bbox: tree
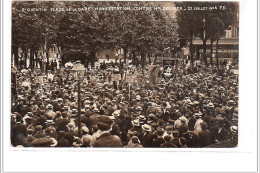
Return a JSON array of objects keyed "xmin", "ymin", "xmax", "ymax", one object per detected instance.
[
  {"xmin": 175, "ymin": 2, "xmax": 202, "ymax": 67},
  {"xmin": 175, "ymin": 2, "xmax": 238, "ymax": 67}
]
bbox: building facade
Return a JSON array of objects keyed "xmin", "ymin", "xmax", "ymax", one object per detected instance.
[{"xmin": 186, "ymin": 12, "xmax": 239, "ymax": 63}]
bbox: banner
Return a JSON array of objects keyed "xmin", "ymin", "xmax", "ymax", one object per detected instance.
[
  {"xmin": 126, "ymin": 75, "xmax": 133, "ymax": 83},
  {"xmin": 35, "ymin": 76, "xmax": 44, "ymax": 84},
  {"xmin": 162, "ymin": 59, "xmax": 174, "ymax": 81},
  {"xmin": 148, "ymin": 65, "xmax": 159, "ymax": 86},
  {"xmin": 111, "ymin": 74, "xmax": 121, "ymax": 81}
]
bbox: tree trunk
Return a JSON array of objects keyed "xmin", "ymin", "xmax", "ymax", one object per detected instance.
[
  {"xmin": 46, "ymin": 46, "xmax": 50, "ymax": 73},
  {"xmin": 30, "ymin": 48, "xmax": 34, "ymax": 69},
  {"xmin": 35, "ymin": 50, "xmax": 38, "ymax": 68},
  {"xmin": 22, "ymin": 47, "xmax": 28, "ymax": 68},
  {"xmin": 216, "ymin": 39, "xmax": 219, "ymax": 67},
  {"xmin": 203, "ymin": 38, "xmax": 207, "ymax": 65},
  {"xmin": 90, "ymin": 50, "xmax": 96, "ymax": 67},
  {"xmin": 154, "ymin": 55, "xmax": 158, "ymax": 64},
  {"xmin": 12, "ymin": 46, "xmax": 19, "ymax": 67},
  {"xmin": 210, "ymin": 39, "xmax": 213, "ymax": 65},
  {"xmin": 123, "ymin": 47, "xmax": 127, "ymax": 64},
  {"xmin": 132, "ymin": 51, "xmax": 137, "ymax": 66},
  {"xmin": 148, "ymin": 53, "xmax": 151, "ymax": 64},
  {"xmin": 189, "ymin": 37, "xmax": 194, "ymax": 68},
  {"xmin": 140, "ymin": 52, "xmax": 145, "ymax": 74}
]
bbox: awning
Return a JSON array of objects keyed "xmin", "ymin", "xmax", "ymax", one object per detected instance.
[{"xmin": 193, "ymin": 38, "xmax": 239, "ymax": 45}]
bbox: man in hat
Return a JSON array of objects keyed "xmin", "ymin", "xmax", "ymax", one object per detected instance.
[
  {"xmin": 44, "ymin": 120, "xmax": 57, "ymax": 140},
  {"xmin": 11, "ymin": 115, "xmax": 27, "ymax": 146},
  {"xmin": 33, "ymin": 125, "xmax": 45, "ymax": 139},
  {"xmin": 128, "ymin": 119, "xmax": 142, "ymax": 140},
  {"xmin": 160, "ymin": 135, "xmax": 177, "ymax": 148},
  {"xmin": 178, "ymin": 116, "xmax": 188, "ymax": 137},
  {"xmin": 126, "ymin": 136, "xmax": 143, "ymax": 148},
  {"xmin": 46, "ymin": 104, "xmax": 56, "ymax": 119},
  {"xmin": 93, "ymin": 115, "xmax": 123, "ymax": 147},
  {"xmin": 198, "ymin": 122, "xmax": 211, "ymax": 147},
  {"xmin": 22, "ymin": 128, "xmax": 36, "ymax": 147},
  {"xmin": 64, "ymin": 123, "xmax": 78, "ymax": 145},
  {"xmin": 182, "ymin": 130, "xmax": 198, "ymax": 148},
  {"xmin": 141, "ymin": 124, "xmax": 153, "ymax": 147},
  {"xmin": 44, "ymin": 128, "xmax": 58, "ymax": 147},
  {"xmin": 53, "ymin": 98, "xmax": 63, "ymax": 112},
  {"xmin": 57, "ymin": 130, "xmax": 71, "ymax": 147},
  {"xmin": 194, "ymin": 112, "xmax": 204, "ymax": 134},
  {"xmin": 81, "ymin": 126, "xmax": 94, "ymax": 147},
  {"xmin": 152, "ymin": 128, "xmax": 165, "ymax": 147}
]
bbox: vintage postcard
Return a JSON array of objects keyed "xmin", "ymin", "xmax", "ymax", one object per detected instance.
[{"xmin": 11, "ymin": 1, "xmax": 239, "ymax": 148}]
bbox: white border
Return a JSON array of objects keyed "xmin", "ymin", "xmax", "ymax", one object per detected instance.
[{"xmin": 1, "ymin": 0, "xmax": 258, "ymax": 172}]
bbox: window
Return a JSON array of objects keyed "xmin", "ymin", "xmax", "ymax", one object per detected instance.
[{"xmin": 225, "ymin": 27, "xmax": 232, "ymax": 38}]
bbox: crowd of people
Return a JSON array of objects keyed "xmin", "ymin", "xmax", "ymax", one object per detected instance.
[{"xmin": 10, "ymin": 58, "xmax": 238, "ymax": 148}]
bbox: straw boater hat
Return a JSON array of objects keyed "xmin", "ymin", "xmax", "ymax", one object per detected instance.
[
  {"xmin": 45, "ymin": 119, "xmax": 55, "ymax": 125},
  {"xmin": 142, "ymin": 124, "xmax": 152, "ymax": 132},
  {"xmin": 71, "ymin": 109, "xmax": 77, "ymax": 117},
  {"xmin": 136, "ymin": 106, "xmax": 142, "ymax": 111},
  {"xmin": 46, "ymin": 104, "xmax": 53, "ymax": 109},
  {"xmin": 194, "ymin": 111, "xmax": 202, "ymax": 118},
  {"xmin": 132, "ymin": 119, "xmax": 140, "ymax": 127},
  {"xmin": 230, "ymin": 126, "xmax": 238, "ymax": 133},
  {"xmin": 139, "ymin": 115, "xmax": 146, "ymax": 121},
  {"xmin": 208, "ymin": 102, "xmax": 214, "ymax": 108}
]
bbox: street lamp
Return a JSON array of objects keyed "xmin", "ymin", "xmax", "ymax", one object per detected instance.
[
  {"xmin": 181, "ymin": 47, "xmax": 186, "ymax": 68},
  {"xmin": 71, "ymin": 60, "xmax": 86, "ymax": 138},
  {"xmin": 203, "ymin": 17, "xmax": 206, "ymax": 40}
]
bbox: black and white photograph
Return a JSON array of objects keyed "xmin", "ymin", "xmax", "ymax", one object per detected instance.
[{"xmin": 10, "ymin": 1, "xmax": 240, "ymax": 148}]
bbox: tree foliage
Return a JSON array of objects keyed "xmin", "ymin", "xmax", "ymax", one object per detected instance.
[
  {"xmin": 12, "ymin": 1, "xmax": 179, "ymax": 67},
  {"xmin": 175, "ymin": 2, "xmax": 239, "ymax": 66}
]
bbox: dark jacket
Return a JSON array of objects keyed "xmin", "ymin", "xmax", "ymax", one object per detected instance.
[
  {"xmin": 93, "ymin": 132, "xmax": 123, "ymax": 147},
  {"xmin": 142, "ymin": 132, "xmax": 153, "ymax": 147},
  {"xmin": 160, "ymin": 142, "xmax": 177, "ymax": 148},
  {"xmin": 11, "ymin": 123, "xmax": 27, "ymax": 146},
  {"xmin": 182, "ymin": 131, "xmax": 198, "ymax": 148},
  {"xmin": 33, "ymin": 131, "xmax": 46, "ymax": 139},
  {"xmin": 57, "ymin": 137, "xmax": 71, "ymax": 147},
  {"xmin": 152, "ymin": 137, "xmax": 165, "ymax": 147},
  {"xmin": 22, "ymin": 135, "xmax": 36, "ymax": 147},
  {"xmin": 179, "ymin": 124, "xmax": 188, "ymax": 137},
  {"xmin": 198, "ymin": 130, "xmax": 211, "ymax": 147}
]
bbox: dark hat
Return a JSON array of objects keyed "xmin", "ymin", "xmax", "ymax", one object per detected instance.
[
  {"xmin": 97, "ymin": 115, "xmax": 113, "ymax": 126},
  {"xmin": 132, "ymin": 136, "xmax": 139, "ymax": 143},
  {"xmin": 164, "ymin": 135, "xmax": 172, "ymax": 142},
  {"xmin": 150, "ymin": 122, "xmax": 159, "ymax": 128},
  {"xmin": 35, "ymin": 125, "xmax": 43, "ymax": 131},
  {"xmin": 58, "ymin": 130, "xmax": 66, "ymax": 137},
  {"xmin": 172, "ymin": 131, "xmax": 179, "ymax": 137},
  {"xmin": 97, "ymin": 122, "xmax": 111, "ymax": 131},
  {"xmin": 27, "ymin": 128, "xmax": 34, "ymax": 134},
  {"xmin": 157, "ymin": 128, "xmax": 164, "ymax": 136},
  {"xmin": 45, "ymin": 127, "xmax": 53, "ymax": 136},
  {"xmin": 180, "ymin": 137, "xmax": 187, "ymax": 145}
]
